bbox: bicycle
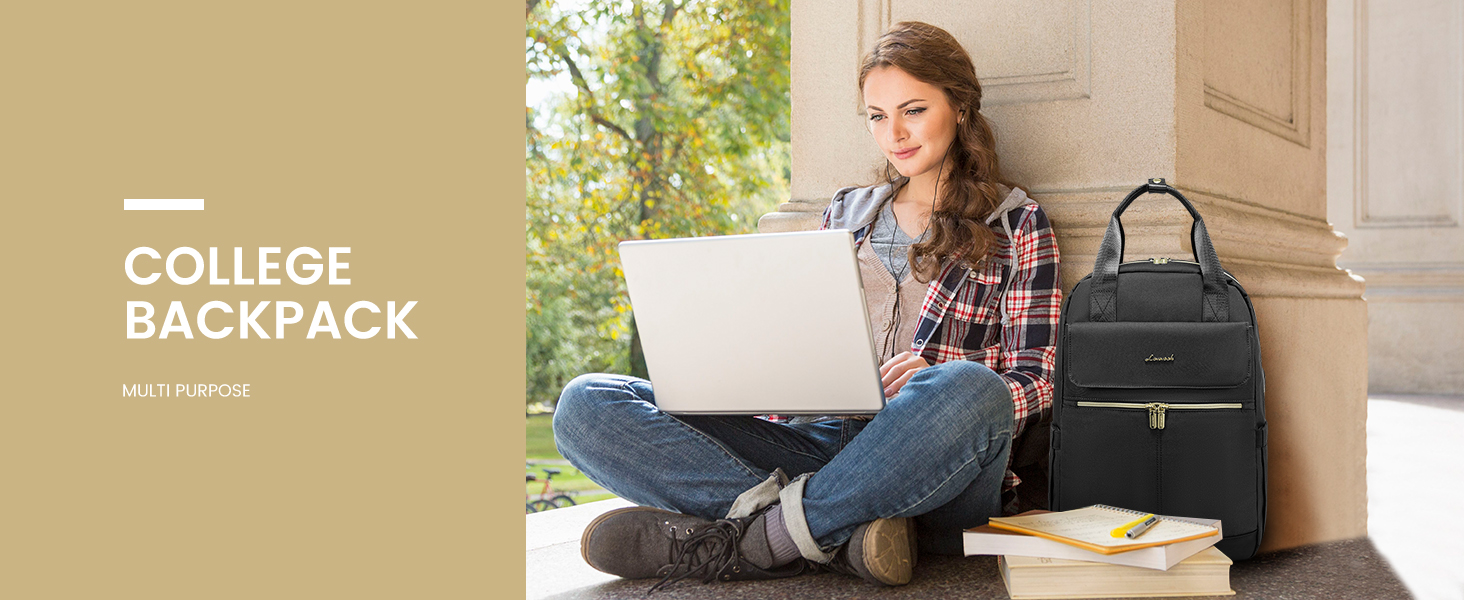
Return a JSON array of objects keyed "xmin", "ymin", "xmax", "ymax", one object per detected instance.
[{"xmin": 525, "ymin": 466, "xmax": 576, "ymax": 513}]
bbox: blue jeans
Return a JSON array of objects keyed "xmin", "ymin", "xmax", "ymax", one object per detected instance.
[{"xmin": 552, "ymin": 360, "xmax": 1014, "ymax": 558}]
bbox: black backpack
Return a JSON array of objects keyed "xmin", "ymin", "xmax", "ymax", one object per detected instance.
[{"xmin": 1048, "ymin": 179, "xmax": 1267, "ymax": 561}]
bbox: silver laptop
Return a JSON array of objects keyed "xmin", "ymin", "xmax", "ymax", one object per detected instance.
[{"xmin": 618, "ymin": 230, "xmax": 887, "ymax": 415}]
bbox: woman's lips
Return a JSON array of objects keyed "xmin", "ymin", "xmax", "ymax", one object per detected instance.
[{"xmin": 893, "ymin": 146, "xmax": 920, "ymax": 160}]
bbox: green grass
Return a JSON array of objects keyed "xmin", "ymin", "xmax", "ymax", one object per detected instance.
[
  {"xmin": 525, "ymin": 414, "xmax": 617, "ymax": 507},
  {"xmin": 526, "ymin": 414, "xmax": 561, "ymax": 460}
]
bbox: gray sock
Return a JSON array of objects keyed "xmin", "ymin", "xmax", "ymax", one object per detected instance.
[{"xmin": 763, "ymin": 504, "xmax": 802, "ymax": 566}]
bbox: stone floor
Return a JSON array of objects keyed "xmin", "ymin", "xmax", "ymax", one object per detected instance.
[
  {"xmin": 1365, "ymin": 395, "xmax": 1464, "ymax": 600},
  {"xmin": 526, "ymin": 396, "xmax": 1464, "ymax": 599}
]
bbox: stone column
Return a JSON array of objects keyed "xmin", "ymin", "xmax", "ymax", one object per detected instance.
[
  {"xmin": 764, "ymin": 0, "xmax": 1367, "ymax": 552},
  {"xmin": 1327, "ymin": 0, "xmax": 1464, "ymax": 396}
]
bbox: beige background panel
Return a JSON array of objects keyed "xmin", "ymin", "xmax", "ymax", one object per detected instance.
[{"xmin": 1, "ymin": 1, "xmax": 519, "ymax": 598}]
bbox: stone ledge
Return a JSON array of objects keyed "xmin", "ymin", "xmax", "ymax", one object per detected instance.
[
  {"xmin": 527, "ymin": 498, "xmax": 635, "ymax": 598},
  {"xmin": 527, "ymin": 499, "xmax": 1409, "ymax": 599}
]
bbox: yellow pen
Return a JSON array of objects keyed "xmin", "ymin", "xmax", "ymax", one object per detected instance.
[{"xmin": 1110, "ymin": 514, "xmax": 1158, "ymax": 539}]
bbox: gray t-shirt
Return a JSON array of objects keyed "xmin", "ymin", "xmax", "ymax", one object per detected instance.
[{"xmin": 869, "ymin": 201, "xmax": 923, "ymax": 280}]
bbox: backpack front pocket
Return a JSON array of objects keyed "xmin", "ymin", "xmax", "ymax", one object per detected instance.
[
  {"xmin": 1064, "ymin": 321, "xmax": 1252, "ymax": 390},
  {"xmin": 1052, "ymin": 401, "xmax": 1162, "ymax": 515},
  {"xmin": 1064, "ymin": 400, "xmax": 1258, "ymax": 533}
]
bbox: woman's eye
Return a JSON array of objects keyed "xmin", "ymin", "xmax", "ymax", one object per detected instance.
[{"xmin": 869, "ymin": 109, "xmax": 921, "ymax": 121}]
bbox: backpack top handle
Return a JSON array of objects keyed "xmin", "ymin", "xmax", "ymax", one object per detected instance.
[{"xmin": 1088, "ymin": 178, "xmax": 1231, "ymax": 323}]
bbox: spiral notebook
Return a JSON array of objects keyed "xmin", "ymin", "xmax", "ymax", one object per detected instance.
[{"xmin": 987, "ymin": 505, "xmax": 1221, "ymax": 555}]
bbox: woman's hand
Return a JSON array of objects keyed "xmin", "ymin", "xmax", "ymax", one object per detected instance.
[{"xmin": 879, "ymin": 351, "xmax": 930, "ymax": 397}]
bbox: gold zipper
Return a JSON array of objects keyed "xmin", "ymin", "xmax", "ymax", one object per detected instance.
[{"xmin": 1074, "ymin": 401, "xmax": 1243, "ymax": 429}]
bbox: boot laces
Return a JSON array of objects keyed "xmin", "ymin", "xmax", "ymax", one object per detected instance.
[{"xmin": 648, "ymin": 518, "xmax": 745, "ymax": 593}]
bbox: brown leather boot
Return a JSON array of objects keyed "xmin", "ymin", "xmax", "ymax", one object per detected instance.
[{"xmin": 579, "ymin": 505, "xmax": 812, "ymax": 592}]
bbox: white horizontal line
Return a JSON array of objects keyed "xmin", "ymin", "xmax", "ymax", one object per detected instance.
[{"xmin": 124, "ymin": 199, "xmax": 205, "ymax": 211}]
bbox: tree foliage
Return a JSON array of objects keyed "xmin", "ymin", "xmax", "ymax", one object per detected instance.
[{"xmin": 526, "ymin": 0, "xmax": 791, "ymax": 405}]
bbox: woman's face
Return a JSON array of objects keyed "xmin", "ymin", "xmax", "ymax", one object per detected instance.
[{"xmin": 862, "ymin": 66, "xmax": 961, "ymax": 180}]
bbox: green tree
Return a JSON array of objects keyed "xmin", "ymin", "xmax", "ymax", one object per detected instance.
[{"xmin": 525, "ymin": 0, "xmax": 791, "ymax": 406}]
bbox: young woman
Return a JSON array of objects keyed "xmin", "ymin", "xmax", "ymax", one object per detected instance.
[{"xmin": 552, "ymin": 21, "xmax": 1061, "ymax": 590}]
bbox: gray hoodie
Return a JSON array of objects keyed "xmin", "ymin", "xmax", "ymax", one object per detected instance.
[{"xmin": 823, "ymin": 178, "xmax": 1038, "ymax": 325}]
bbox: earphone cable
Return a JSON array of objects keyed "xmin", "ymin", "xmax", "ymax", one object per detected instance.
[{"xmin": 884, "ymin": 144, "xmax": 947, "ymax": 360}]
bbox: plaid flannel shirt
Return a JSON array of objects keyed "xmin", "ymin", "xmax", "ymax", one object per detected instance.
[{"xmin": 765, "ymin": 191, "xmax": 1062, "ymax": 514}]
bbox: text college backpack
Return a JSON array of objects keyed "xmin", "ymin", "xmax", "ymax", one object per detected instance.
[{"xmin": 1048, "ymin": 179, "xmax": 1267, "ymax": 560}]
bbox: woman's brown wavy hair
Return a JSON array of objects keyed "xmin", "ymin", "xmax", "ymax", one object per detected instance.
[{"xmin": 859, "ymin": 21, "xmax": 1024, "ymax": 282}]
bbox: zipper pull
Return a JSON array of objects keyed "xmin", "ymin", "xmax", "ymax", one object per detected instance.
[{"xmin": 1146, "ymin": 403, "xmax": 1169, "ymax": 429}]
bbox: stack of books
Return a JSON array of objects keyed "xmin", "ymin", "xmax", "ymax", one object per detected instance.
[{"xmin": 964, "ymin": 505, "xmax": 1233, "ymax": 599}]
